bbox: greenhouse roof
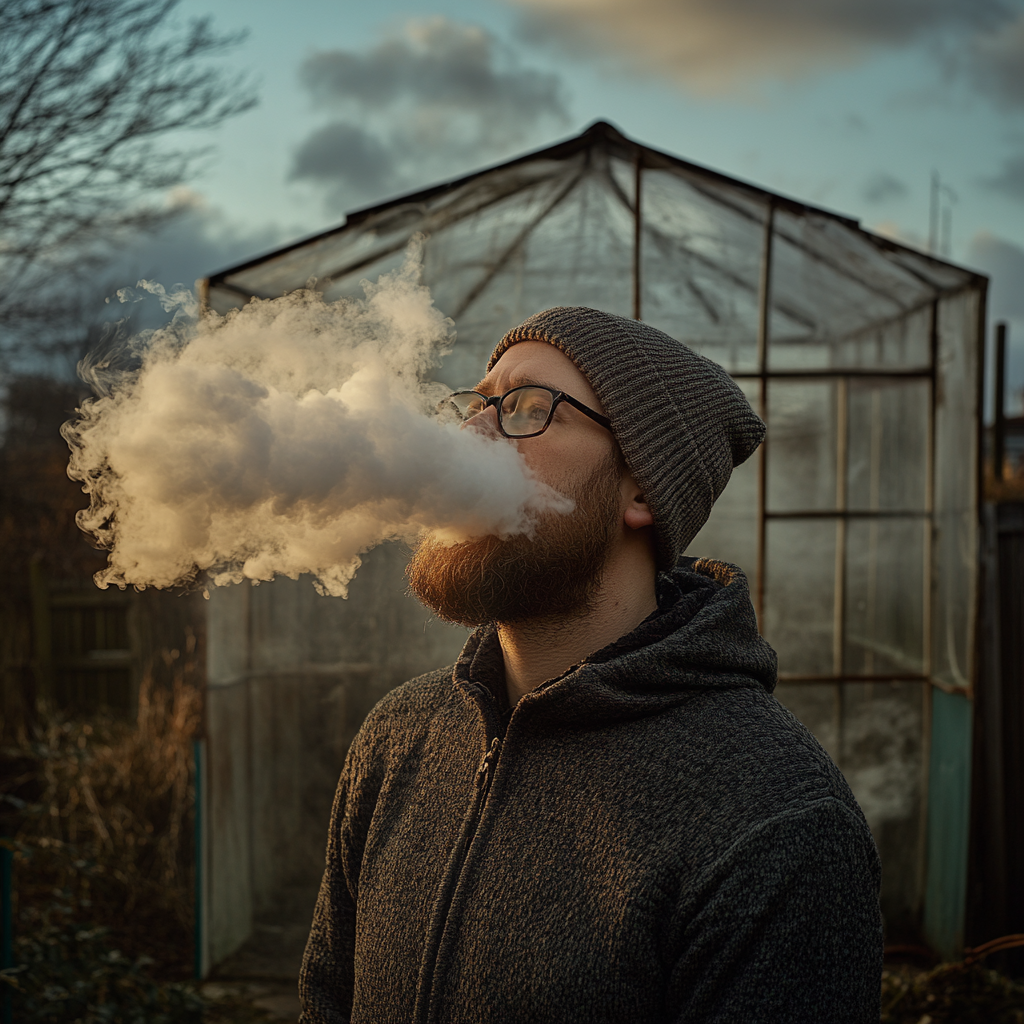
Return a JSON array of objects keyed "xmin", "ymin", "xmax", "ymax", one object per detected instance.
[{"xmin": 204, "ymin": 119, "xmax": 985, "ymax": 382}]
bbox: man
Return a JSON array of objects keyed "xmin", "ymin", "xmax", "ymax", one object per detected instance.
[{"xmin": 299, "ymin": 307, "xmax": 883, "ymax": 1023}]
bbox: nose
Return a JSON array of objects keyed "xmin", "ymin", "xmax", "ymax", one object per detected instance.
[{"xmin": 460, "ymin": 399, "xmax": 502, "ymax": 437}]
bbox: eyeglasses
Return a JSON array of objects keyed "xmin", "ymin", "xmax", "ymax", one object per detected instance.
[{"xmin": 443, "ymin": 385, "xmax": 612, "ymax": 439}]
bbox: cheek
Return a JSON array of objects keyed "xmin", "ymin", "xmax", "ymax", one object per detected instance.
[
  {"xmin": 515, "ymin": 441, "xmax": 557, "ymax": 486},
  {"xmin": 517, "ymin": 435, "xmax": 614, "ymax": 492}
]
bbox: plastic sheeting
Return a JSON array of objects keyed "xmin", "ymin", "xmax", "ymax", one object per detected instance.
[{"xmin": 202, "ymin": 120, "xmax": 986, "ymax": 945}]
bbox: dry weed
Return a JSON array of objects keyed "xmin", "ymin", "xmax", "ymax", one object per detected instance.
[
  {"xmin": 882, "ymin": 961, "xmax": 1024, "ymax": 1023},
  {"xmin": 4, "ymin": 667, "xmax": 201, "ymax": 977},
  {"xmin": 984, "ymin": 463, "xmax": 1024, "ymax": 503}
]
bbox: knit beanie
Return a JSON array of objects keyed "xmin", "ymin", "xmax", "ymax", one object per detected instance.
[{"xmin": 488, "ymin": 307, "xmax": 765, "ymax": 569}]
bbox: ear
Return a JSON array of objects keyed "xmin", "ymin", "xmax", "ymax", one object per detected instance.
[{"xmin": 621, "ymin": 473, "xmax": 654, "ymax": 531}]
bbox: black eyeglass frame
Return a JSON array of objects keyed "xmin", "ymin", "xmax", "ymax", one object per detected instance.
[{"xmin": 446, "ymin": 385, "xmax": 612, "ymax": 439}]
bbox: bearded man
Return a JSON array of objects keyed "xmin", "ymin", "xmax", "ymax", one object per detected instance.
[{"xmin": 299, "ymin": 307, "xmax": 883, "ymax": 1024}]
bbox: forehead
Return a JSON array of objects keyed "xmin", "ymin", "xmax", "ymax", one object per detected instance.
[{"xmin": 480, "ymin": 341, "xmax": 604, "ymax": 413}]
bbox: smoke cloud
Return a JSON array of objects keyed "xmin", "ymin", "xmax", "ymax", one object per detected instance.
[{"xmin": 63, "ymin": 242, "xmax": 571, "ymax": 597}]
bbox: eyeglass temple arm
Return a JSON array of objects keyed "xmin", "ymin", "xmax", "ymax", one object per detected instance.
[{"xmin": 559, "ymin": 392, "xmax": 612, "ymax": 431}]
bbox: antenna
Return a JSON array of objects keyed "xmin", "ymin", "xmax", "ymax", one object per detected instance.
[
  {"xmin": 928, "ymin": 171, "xmax": 939, "ymax": 254},
  {"xmin": 927, "ymin": 172, "xmax": 957, "ymax": 257}
]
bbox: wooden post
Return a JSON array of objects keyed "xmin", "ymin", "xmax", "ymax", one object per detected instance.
[
  {"xmin": 994, "ymin": 321, "xmax": 1007, "ymax": 482},
  {"xmin": 28, "ymin": 557, "xmax": 52, "ymax": 704}
]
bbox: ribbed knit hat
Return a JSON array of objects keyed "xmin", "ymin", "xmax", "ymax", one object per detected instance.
[{"xmin": 489, "ymin": 307, "xmax": 765, "ymax": 569}]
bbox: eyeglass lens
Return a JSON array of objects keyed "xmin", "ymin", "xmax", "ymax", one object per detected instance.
[{"xmin": 449, "ymin": 387, "xmax": 555, "ymax": 437}]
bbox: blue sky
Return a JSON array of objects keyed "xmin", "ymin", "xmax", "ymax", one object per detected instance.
[{"xmin": 132, "ymin": 0, "xmax": 1024, "ymax": 410}]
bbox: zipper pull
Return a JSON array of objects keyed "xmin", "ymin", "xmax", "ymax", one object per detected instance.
[{"xmin": 477, "ymin": 736, "xmax": 501, "ymax": 777}]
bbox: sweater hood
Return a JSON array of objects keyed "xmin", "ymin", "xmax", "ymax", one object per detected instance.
[{"xmin": 453, "ymin": 557, "xmax": 777, "ymax": 729}]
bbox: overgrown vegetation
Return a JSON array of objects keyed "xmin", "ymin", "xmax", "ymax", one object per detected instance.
[
  {"xmin": 985, "ymin": 460, "xmax": 1024, "ymax": 503},
  {"xmin": 1, "ymin": 883, "xmax": 204, "ymax": 1023},
  {"xmin": 1, "ymin": 673, "xmax": 204, "ymax": 1020},
  {"xmin": 882, "ymin": 961, "xmax": 1024, "ymax": 1023}
]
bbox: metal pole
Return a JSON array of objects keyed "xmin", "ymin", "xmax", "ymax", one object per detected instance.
[
  {"xmin": 193, "ymin": 739, "xmax": 203, "ymax": 979},
  {"xmin": 924, "ymin": 301, "xmax": 938, "ymax": 682},
  {"xmin": 755, "ymin": 201, "xmax": 775, "ymax": 627},
  {"xmin": 833, "ymin": 377, "xmax": 849, "ymax": 764},
  {"xmin": 833, "ymin": 377, "xmax": 849, "ymax": 680},
  {"xmin": 196, "ymin": 277, "xmax": 210, "ymax": 316},
  {"xmin": 994, "ymin": 321, "xmax": 1008, "ymax": 482},
  {"xmin": 632, "ymin": 150, "xmax": 643, "ymax": 321}
]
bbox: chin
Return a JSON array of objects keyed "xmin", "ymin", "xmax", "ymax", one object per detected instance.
[{"xmin": 407, "ymin": 466, "xmax": 621, "ymax": 627}]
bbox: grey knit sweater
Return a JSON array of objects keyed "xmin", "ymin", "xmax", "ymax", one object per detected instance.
[{"xmin": 299, "ymin": 559, "xmax": 883, "ymax": 1023}]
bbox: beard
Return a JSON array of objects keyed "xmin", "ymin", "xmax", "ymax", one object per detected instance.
[{"xmin": 406, "ymin": 452, "xmax": 622, "ymax": 628}]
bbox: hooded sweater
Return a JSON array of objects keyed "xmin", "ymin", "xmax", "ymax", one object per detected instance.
[{"xmin": 299, "ymin": 559, "xmax": 883, "ymax": 1024}]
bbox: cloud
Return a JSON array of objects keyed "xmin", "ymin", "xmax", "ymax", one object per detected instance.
[
  {"xmin": 980, "ymin": 153, "xmax": 1024, "ymax": 201},
  {"xmin": 113, "ymin": 192, "xmax": 288, "ymax": 291},
  {"xmin": 968, "ymin": 230, "xmax": 1024, "ymax": 318},
  {"xmin": 964, "ymin": 12, "xmax": 1024, "ymax": 108},
  {"xmin": 291, "ymin": 124, "xmax": 398, "ymax": 197},
  {"xmin": 289, "ymin": 18, "xmax": 570, "ymax": 211},
  {"xmin": 870, "ymin": 220, "xmax": 926, "ymax": 251},
  {"xmin": 93, "ymin": 193, "xmax": 290, "ymax": 339},
  {"xmin": 509, "ymin": 0, "xmax": 1012, "ymax": 96},
  {"xmin": 862, "ymin": 172, "xmax": 910, "ymax": 204},
  {"xmin": 9, "ymin": 193, "xmax": 289, "ymax": 378}
]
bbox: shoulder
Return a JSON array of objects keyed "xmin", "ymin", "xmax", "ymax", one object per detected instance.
[
  {"xmin": 348, "ymin": 665, "xmax": 462, "ymax": 761},
  {"xmin": 680, "ymin": 686, "xmax": 846, "ymax": 786},
  {"xmin": 366, "ymin": 665, "xmax": 457, "ymax": 720},
  {"xmin": 650, "ymin": 687, "xmax": 870, "ymax": 847},
  {"xmin": 695, "ymin": 796, "xmax": 882, "ymax": 920}
]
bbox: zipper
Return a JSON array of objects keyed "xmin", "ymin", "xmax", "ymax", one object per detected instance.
[
  {"xmin": 475, "ymin": 736, "xmax": 501, "ymax": 811},
  {"xmin": 414, "ymin": 692, "xmax": 503, "ymax": 1024}
]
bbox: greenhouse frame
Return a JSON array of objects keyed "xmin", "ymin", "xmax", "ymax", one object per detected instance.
[{"xmin": 197, "ymin": 121, "xmax": 986, "ymax": 972}]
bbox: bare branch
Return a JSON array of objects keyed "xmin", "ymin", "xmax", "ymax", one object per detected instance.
[{"xmin": 0, "ymin": 0, "xmax": 257, "ymax": 349}]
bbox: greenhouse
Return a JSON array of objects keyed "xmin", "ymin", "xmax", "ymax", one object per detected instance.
[{"xmin": 198, "ymin": 121, "xmax": 985, "ymax": 972}]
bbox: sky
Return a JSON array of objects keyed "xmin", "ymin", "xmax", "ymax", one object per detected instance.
[{"xmin": 121, "ymin": 0, "xmax": 1024, "ymax": 413}]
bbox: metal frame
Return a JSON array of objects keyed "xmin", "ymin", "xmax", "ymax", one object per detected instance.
[
  {"xmin": 203, "ymin": 124, "xmax": 983, "ymax": 701},
  {"xmin": 617, "ymin": 145, "xmax": 970, "ymax": 697},
  {"xmin": 746, "ymin": 216, "xmax": 970, "ymax": 696}
]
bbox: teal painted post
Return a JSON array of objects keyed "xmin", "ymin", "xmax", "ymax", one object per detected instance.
[
  {"xmin": 1, "ymin": 838, "xmax": 11, "ymax": 1024},
  {"xmin": 194, "ymin": 739, "xmax": 203, "ymax": 980},
  {"xmin": 923, "ymin": 688, "xmax": 974, "ymax": 960}
]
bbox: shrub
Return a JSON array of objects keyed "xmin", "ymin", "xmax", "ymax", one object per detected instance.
[
  {"xmin": 5, "ymin": 672, "xmax": 200, "ymax": 974},
  {"xmin": 2, "ymin": 876, "xmax": 203, "ymax": 1023},
  {"xmin": 2, "ymin": 670, "xmax": 204, "ymax": 1022}
]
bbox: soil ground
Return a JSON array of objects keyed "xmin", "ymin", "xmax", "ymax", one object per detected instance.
[{"xmin": 203, "ymin": 883, "xmax": 319, "ymax": 1022}]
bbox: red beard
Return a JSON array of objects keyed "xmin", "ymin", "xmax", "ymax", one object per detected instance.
[{"xmin": 406, "ymin": 452, "xmax": 622, "ymax": 627}]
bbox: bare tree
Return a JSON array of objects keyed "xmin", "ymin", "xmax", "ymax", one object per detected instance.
[{"xmin": 0, "ymin": 0, "xmax": 256, "ymax": 355}]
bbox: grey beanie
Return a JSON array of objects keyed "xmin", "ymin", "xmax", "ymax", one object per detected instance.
[{"xmin": 488, "ymin": 307, "xmax": 765, "ymax": 570}]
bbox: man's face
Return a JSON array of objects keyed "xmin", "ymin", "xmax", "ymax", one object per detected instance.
[{"xmin": 407, "ymin": 341, "xmax": 629, "ymax": 626}]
